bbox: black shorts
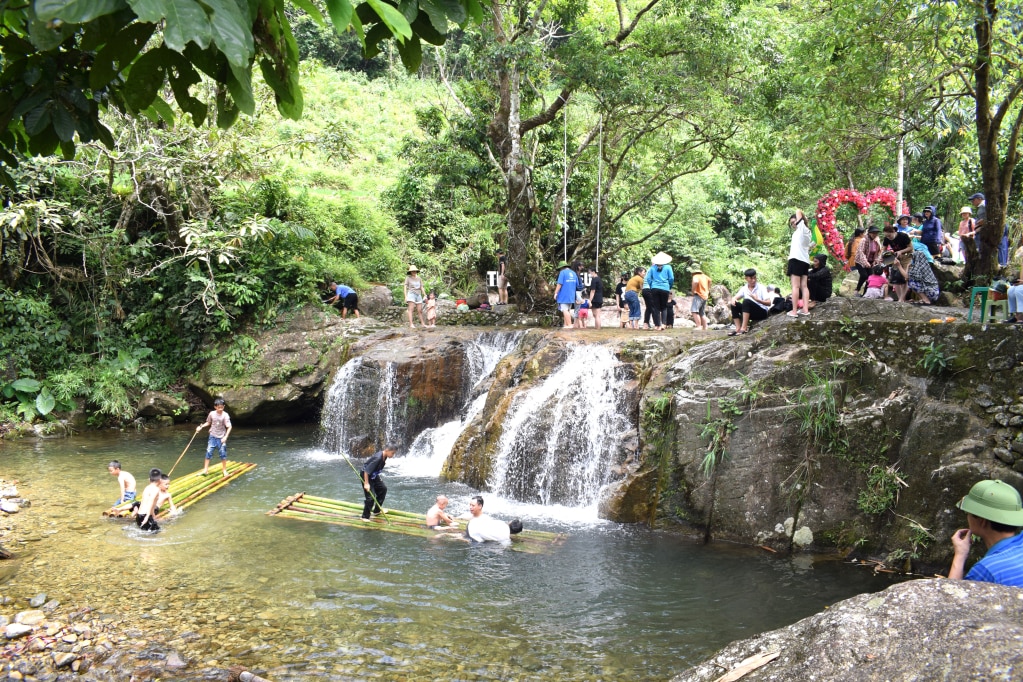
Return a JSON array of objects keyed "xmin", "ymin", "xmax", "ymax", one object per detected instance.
[
  {"xmin": 889, "ymin": 269, "xmax": 907, "ymax": 285},
  {"xmin": 787, "ymin": 259, "xmax": 810, "ymax": 277},
  {"xmin": 591, "ymin": 300, "xmax": 603, "ymax": 310},
  {"xmin": 343, "ymin": 292, "xmax": 359, "ymax": 311}
]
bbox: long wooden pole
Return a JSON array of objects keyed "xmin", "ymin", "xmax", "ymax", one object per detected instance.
[{"xmin": 167, "ymin": 430, "xmax": 199, "ymax": 476}]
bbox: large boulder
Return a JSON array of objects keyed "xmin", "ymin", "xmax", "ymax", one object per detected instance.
[
  {"xmin": 136, "ymin": 390, "xmax": 189, "ymax": 422},
  {"xmin": 188, "ymin": 307, "xmax": 386, "ymax": 425},
  {"xmin": 672, "ymin": 579, "xmax": 1023, "ymax": 682},
  {"xmin": 358, "ymin": 285, "xmax": 395, "ymax": 317}
]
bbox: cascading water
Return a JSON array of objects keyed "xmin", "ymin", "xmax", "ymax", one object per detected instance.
[
  {"xmin": 487, "ymin": 344, "xmax": 632, "ymax": 508},
  {"xmin": 393, "ymin": 331, "xmax": 523, "ymax": 476},
  {"xmin": 462, "ymin": 331, "xmax": 522, "ymax": 392},
  {"xmin": 320, "ymin": 331, "xmax": 523, "ymax": 461},
  {"xmin": 320, "ymin": 357, "xmax": 405, "ymax": 456}
]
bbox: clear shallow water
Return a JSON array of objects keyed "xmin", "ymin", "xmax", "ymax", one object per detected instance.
[{"xmin": 0, "ymin": 426, "xmax": 896, "ymax": 680}]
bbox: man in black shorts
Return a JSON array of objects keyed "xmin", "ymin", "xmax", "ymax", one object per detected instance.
[{"xmin": 587, "ymin": 266, "xmax": 604, "ymax": 329}]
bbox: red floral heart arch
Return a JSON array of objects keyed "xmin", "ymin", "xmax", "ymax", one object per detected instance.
[{"xmin": 815, "ymin": 187, "xmax": 910, "ymax": 267}]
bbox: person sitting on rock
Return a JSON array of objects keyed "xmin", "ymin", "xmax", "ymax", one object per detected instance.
[
  {"xmin": 948, "ymin": 479, "xmax": 1023, "ymax": 588},
  {"xmin": 806, "ymin": 254, "xmax": 833, "ymax": 309}
]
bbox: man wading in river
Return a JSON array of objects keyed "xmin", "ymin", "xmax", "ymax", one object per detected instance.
[{"xmin": 360, "ymin": 444, "xmax": 397, "ymax": 520}]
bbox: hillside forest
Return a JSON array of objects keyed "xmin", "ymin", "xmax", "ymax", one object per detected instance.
[{"xmin": 2, "ymin": 0, "xmax": 1023, "ymax": 428}]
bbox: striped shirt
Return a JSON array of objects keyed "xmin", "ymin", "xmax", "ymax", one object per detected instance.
[{"xmin": 966, "ymin": 532, "xmax": 1023, "ymax": 588}]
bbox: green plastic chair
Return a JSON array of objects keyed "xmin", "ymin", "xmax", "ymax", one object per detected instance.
[{"xmin": 967, "ymin": 286, "xmax": 988, "ymax": 322}]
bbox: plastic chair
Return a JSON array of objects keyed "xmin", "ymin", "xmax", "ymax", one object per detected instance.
[
  {"xmin": 967, "ymin": 287, "xmax": 988, "ymax": 322},
  {"xmin": 986, "ymin": 297, "xmax": 1010, "ymax": 322}
]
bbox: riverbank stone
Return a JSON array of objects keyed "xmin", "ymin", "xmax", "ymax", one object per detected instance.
[
  {"xmin": 15, "ymin": 610, "xmax": 44, "ymax": 626},
  {"xmin": 672, "ymin": 579, "xmax": 1023, "ymax": 681},
  {"xmin": 29, "ymin": 594, "xmax": 45, "ymax": 608},
  {"xmin": 4, "ymin": 623, "xmax": 32, "ymax": 639}
]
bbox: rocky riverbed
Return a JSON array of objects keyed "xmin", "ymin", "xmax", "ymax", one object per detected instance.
[{"xmin": 0, "ymin": 479, "xmax": 272, "ymax": 682}]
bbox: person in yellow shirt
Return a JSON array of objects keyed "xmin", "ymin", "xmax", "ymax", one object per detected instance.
[
  {"xmin": 624, "ymin": 268, "xmax": 645, "ymax": 329},
  {"xmin": 689, "ymin": 265, "xmax": 712, "ymax": 330}
]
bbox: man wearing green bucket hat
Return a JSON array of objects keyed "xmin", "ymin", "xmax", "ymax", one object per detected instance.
[{"xmin": 949, "ymin": 479, "xmax": 1023, "ymax": 587}]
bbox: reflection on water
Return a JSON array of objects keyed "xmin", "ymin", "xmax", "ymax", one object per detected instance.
[{"xmin": 0, "ymin": 427, "xmax": 898, "ymax": 680}]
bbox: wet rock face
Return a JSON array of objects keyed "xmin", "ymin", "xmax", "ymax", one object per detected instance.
[
  {"xmin": 188, "ymin": 307, "xmax": 387, "ymax": 425},
  {"xmin": 321, "ymin": 329, "xmax": 524, "ymax": 456},
  {"xmin": 443, "ymin": 330, "xmax": 650, "ymax": 518},
  {"xmin": 650, "ymin": 296, "xmax": 1023, "ymax": 567},
  {"xmin": 672, "ymin": 579, "xmax": 1023, "ymax": 682}
]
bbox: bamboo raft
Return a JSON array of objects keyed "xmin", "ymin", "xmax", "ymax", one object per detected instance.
[
  {"xmin": 103, "ymin": 461, "xmax": 256, "ymax": 519},
  {"xmin": 266, "ymin": 493, "xmax": 566, "ymax": 553}
]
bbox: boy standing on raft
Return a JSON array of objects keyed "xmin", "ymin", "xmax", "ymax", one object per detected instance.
[
  {"xmin": 107, "ymin": 460, "xmax": 136, "ymax": 505},
  {"xmin": 360, "ymin": 444, "xmax": 397, "ymax": 520},
  {"xmin": 196, "ymin": 398, "xmax": 232, "ymax": 477}
]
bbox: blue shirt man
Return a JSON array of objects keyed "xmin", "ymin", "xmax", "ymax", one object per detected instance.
[
  {"xmin": 950, "ymin": 479, "xmax": 1023, "ymax": 588},
  {"xmin": 554, "ymin": 261, "xmax": 580, "ymax": 329}
]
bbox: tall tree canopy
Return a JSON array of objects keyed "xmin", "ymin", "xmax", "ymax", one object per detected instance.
[{"xmin": 0, "ymin": 0, "xmax": 483, "ymax": 185}]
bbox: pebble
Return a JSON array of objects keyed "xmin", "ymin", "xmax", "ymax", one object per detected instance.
[
  {"xmin": 0, "ymin": 487, "xmax": 18, "ymax": 498},
  {"xmin": 1, "ymin": 500, "xmax": 20, "ymax": 514},
  {"xmin": 4, "ymin": 623, "xmax": 33, "ymax": 639},
  {"xmin": 15, "ymin": 610, "xmax": 45, "ymax": 626},
  {"xmin": 52, "ymin": 651, "xmax": 76, "ymax": 668},
  {"xmin": 41, "ymin": 600, "xmax": 59, "ymax": 613},
  {"xmin": 29, "ymin": 593, "xmax": 46, "ymax": 608},
  {"xmin": 166, "ymin": 651, "xmax": 187, "ymax": 669}
]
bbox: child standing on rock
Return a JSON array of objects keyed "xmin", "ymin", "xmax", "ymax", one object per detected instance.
[
  {"xmin": 196, "ymin": 398, "xmax": 232, "ymax": 477},
  {"xmin": 107, "ymin": 460, "xmax": 136, "ymax": 505}
]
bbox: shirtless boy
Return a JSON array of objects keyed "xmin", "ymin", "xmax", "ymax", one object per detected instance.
[
  {"xmin": 108, "ymin": 460, "xmax": 136, "ymax": 505},
  {"xmin": 425, "ymin": 495, "xmax": 457, "ymax": 529},
  {"xmin": 131, "ymin": 470, "xmax": 177, "ymax": 532}
]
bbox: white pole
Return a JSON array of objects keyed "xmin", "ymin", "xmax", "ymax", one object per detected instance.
[
  {"xmin": 563, "ymin": 104, "xmax": 569, "ymax": 262},
  {"xmin": 596, "ymin": 115, "xmax": 602, "ymax": 270},
  {"xmin": 896, "ymin": 131, "xmax": 905, "ymax": 216}
]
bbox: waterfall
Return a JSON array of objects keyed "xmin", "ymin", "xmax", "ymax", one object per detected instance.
[
  {"xmin": 463, "ymin": 331, "xmax": 523, "ymax": 392},
  {"xmin": 487, "ymin": 345, "xmax": 632, "ymax": 507},
  {"xmin": 320, "ymin": 331, "xmax": 523, "ymax": 459},
  {"xmin": 320, "ymin": 357, "xmax": 406, "ymax": 456}
]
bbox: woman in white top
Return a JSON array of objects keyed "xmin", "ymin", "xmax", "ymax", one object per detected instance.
[
  {"xmin": 403, "ymin": 265, "xmax": 427, "ymax": 328},
  {"xmin": 787, "ymin": 209, "xmax": 812, "ymax": 318}
]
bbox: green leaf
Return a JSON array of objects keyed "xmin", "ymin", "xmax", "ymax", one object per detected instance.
[
  {"xmin": 59, "ymin": 138, "xmax": 76, "ymax": 160},
  {"xmin": 123, "ymin": 48, "xmax": 170, "ymax": 111},
  {"xmin": 51, "ymin": 104, "xmax": 76, "ymax": 141},
  {"xmin": 420, "ymin": 0, "xmax": 464, "ymax": 32},
  {"xmin": 227, "ymin": 62, "xmax": 255, "ymax": 115},
  {"xmin": 11, "ymin": 378, "xmax": 41, "ymax": 392},
  {"xmin": 203, "ymin": 0, "xmax": 255, "ymax": 67},
  {"xmin": 90, "ymin": 21, "xmax": 156, "ymax": 90},
  {"xmin": 23, "ymin": 105, "xmax": 52, "ymax": 137},
  {"xmin": 144, "ymin": 95, "xmax": 177, "ymax": 126},
  {"xmin": 365, "ymin": 0, "xmax": 413, "ymax": 40},
  {"xmin": 36, "ymin": 388, "xmax": 55, "ymax": 416},
  {"xmin": 411, "ymin": 12, "xmax": 445, "ymax": 46},
  {"xmin": 463, "ymin": 0, "xmax": 482, "ymax": 25},
  {"xmin": 323, "ymin": 0, "xmax": 354, "ymax": 34},
  {"xmin": 292, "ymin": 0, "xmax": 326, "ymax": 24},
  {"xmin": 27, "ymin": 17, "xmax": 77, "ymax": 51},
  {"xmin": 129, "ymin": 0, "xmax": 212, "ymax": 53},
  {"xmin": 395, "ymin": 34, "xmax": 421, "ymax": 70},
  {"xmin": 35, "ymin": 0, "xmax": 126, "ymax": 23}
]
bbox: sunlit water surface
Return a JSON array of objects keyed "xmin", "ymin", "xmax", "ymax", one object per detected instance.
[{"xmin": 0, "ymin": 427, "xmax": 896, "ymax": 680}]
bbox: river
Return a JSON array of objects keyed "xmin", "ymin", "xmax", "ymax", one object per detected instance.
[{"xmin": 0, "ymin": 426, "xmax": 895, "ymax": 680}]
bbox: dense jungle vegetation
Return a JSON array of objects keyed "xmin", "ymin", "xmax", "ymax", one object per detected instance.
[{"xmin": 2, "ymin": 0, "xmax": 1022, "ymax": 428}]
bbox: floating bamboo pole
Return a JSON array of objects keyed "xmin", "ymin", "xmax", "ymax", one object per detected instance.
[
  {"xmin": 266, "ymin": 492, "xmax": 566, "ymax": 553},
  {"xmin": 103, "ymin": 461, "xmax": 256, "ymax": 519}
]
